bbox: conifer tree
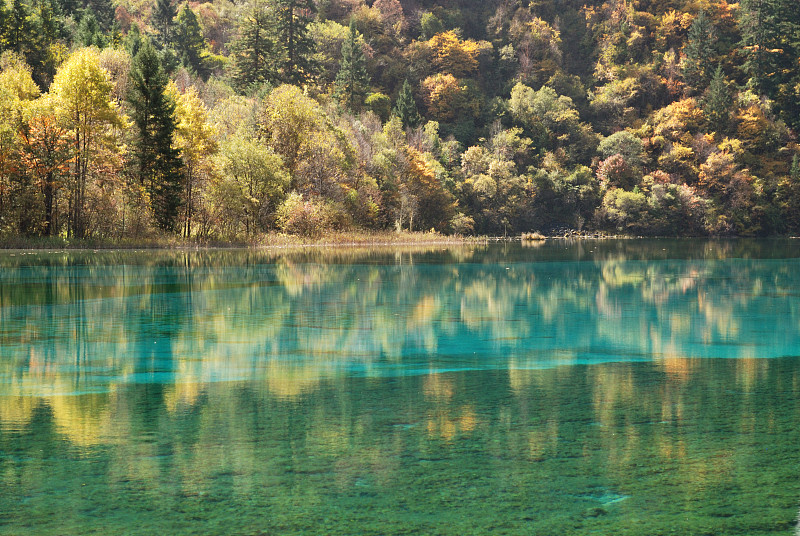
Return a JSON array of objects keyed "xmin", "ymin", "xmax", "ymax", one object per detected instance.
[
  {"xmin": 153, "ymin": 0, "xmax": 177, "ymax": 46},
  {"xmin": 77, "ymin": 12, "xmax": 106, "ymax": 48},
  {"xmin": 0, "ymin": 3, "xmax": 10, "ymax": 50},
  {"xmin": 7, "ymin": 0, "xmax": 33, "ymax": 55},
  {"xmin": 85, "ymin": 0, "xmax": 115, "ymax": 31},
  {"xmin": 704, "ymin": 65, "xmax": 732, "ymax": 134},
  {"xmin": 272, "ymin": 0, "xmax": 316, "ymax": 84},
  {"xmin": 394, "ymin": 79, "xmax": 421, "ymax": 128},
  {"xmin": 174, "ymin": 4, "xmax": 207, "ymax": 77},
  {"xmin": 334, "ymin": 21, "xmax": 369, "ymax": 111},
  {"xmin": 128, "ymin": 41, "xmax": 183, "ymax": 231},
  {"xmin": 682, "ymin": 11, "xmax": 715, "ymax": 95},
  {"xmin": 231, "ymin": 0, "xmax": 275, "ymax": 91}
]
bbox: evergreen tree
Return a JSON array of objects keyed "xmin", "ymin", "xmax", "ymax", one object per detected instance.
[
  {"xmin": 739, "ymin": 0, "xmax": 800, "ymax": 131},
  {"xmin": 394, "ymin": 79, "xmax": 421, "ymax": 128},
  {"xmin": 7, "ymin": 0, "xmax": 33, "ymax": 55},
  {"xmin": 334, "ymin": 21, "xmax": 369, "ymax": 111},
  {"xmin": 272, "ymin": 0, "xmax": 316, "ymax": 84},
  {"xmin": 85, "ymin": 0, "xmax": 115, "ymax": 31},
  {"xmin": 230, "ymin": 0, "xmax": 275, "ymax": 91},
  {"xmin": 153, "ymin": 0, "xmax": 177, "ymax": 46},
  {"xmin": 682, "ymin": 11, "xmax": 715, "ymax": 94},
  {"xmin": 174, "ymin": 4, "xmax": 207, "ymax": 77},
  {"xmin": 124, "ymin": 23, "xmax": 143, "ymax": 57},
  {"xmin": 128, "ymin": 41, "xmax": 183, "ymax": 231},
  {"xmin": 76, "ymin": 12, "xmax": 106, "ymax": 48},
  {"xmin": 0, "ymin": 2, "xmax": 9, "ymax": 49},
  {"xmin": 704, "ymin": 65, "xmax": 732, "ymax": 134}
]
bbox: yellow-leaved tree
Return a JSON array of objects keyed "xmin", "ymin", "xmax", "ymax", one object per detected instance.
[
  {"xmin": 49, "ymin": 48, "xmax": 126, "ymax": 238},
  {"xmin": 170, "ymin": 84, "xmax": 217, "ymax": 237}
]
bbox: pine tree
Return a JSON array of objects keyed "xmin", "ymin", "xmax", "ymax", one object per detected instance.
[
  {"xmin": 739, "ymin": 0, "xmax": 800, "ymax": 131},
  {"xmin": 85, "ymin": 0, "xmax": 115, "ymax": 31},
  {"xmin": 77, "ymin": 12, "xmax": 106, "ymax": 48},
  {"xmin": 334, "ymin": 21, "xmax": 369, "ymax": 111},
  {"xmin": 231, "ymin": 0, "xmax": 275, "ymax": 91},
  {"xmin": 393, "ymin": 79, "xmax": 421, "ymax": 128},
  {"xmin": 682, "ymin": 11, "xmax": 715, "ymax": 95},
  {"xmin": 7, "ymin": 0, "xmax": 33, "ymax": 55},
  {"xmin": 0, "ymin": 2, "xmax": 9, "ymax": 49},
  {"xmin": 174, "ymin": 4, "xmax": 207, "ymax": 77},
  {"xmin": 704, "ymin": 65, "xmax": 732, "ymax": 134},
  {"xmin": 153, "ymin": 0, "xmax": 177, "ymax": 46},
  {"xmin": 272, "ymin": 0, "xmax": 317, "ymax": 84},
  {"xmin": 128, "ymin": 41, "xmax": 184, "ymax": 232}
]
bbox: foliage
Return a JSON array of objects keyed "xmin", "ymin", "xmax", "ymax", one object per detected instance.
[{"xmin": 0, "ymin": 0, "xmax": 799, "ymax": 238}]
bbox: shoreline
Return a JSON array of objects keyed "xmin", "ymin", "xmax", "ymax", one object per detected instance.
[{"xmin": 0, "ymin": 231, "xmax": 492, "ymax": 251}]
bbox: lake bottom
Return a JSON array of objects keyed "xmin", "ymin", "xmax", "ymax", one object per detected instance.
[{"xmin": 1, "ymin": 356, "xmax": 798, "ymax": 535}]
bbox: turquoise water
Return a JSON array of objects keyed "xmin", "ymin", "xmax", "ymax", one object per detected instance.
[{"xmin": 0, "ymin": 240, "xmax": 799, "ymax": 535}]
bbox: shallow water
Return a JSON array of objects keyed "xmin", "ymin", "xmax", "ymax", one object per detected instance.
[{"xmin": 1, "ymin": 240, "xmax": 799, "ymax": 535}]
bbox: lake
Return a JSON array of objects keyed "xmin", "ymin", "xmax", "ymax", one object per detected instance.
[{"xmin": 1, "ymin": 240, "xmax": 799, "ymax": 535}]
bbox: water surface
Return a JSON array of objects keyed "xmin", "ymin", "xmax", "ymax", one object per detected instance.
[{"xmin": 1, "ymin": 240, "xmax": 799, "ymax": 534}]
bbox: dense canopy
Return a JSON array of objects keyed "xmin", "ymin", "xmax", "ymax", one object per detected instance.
[{"xmin": 0, "ymin": 0, "xmax": 798, "ymax": 238}]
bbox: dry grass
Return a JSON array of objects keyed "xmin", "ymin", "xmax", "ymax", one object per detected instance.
[{"xmin": 0, "ymin": 231, "xmax": 486, "ymax": 250}]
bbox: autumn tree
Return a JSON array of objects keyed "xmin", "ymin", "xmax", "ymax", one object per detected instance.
[
  {"xmin": 19, "ymin": 101, "xmax": 74, "ymax": 235},
  {"xmin": 50, "ymin": 47, "xmax": 125, "ymax": 238},
  {"xmin": 171, "ymin": 85, "xmax": 216, "ymax": 237},
  {"xmin": 214, "ymin": 135, "xmax": 289, "ymax": 235}
]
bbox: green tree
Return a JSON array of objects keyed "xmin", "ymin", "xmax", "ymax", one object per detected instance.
[
  {"xmin": 85, "ymin": 0, "xmax": 115, "ymax": 31},
  {"xmin": 77, "ymin": 12, "xmax": 106, "ymax": 48},
  {"xmin": 6, "ymin": 0, "xmax": 33, "ymax": 55},
  {"xmin": 230, "ymin": 0, "xmax": 275, "ymax": 91},
  {"xmin": 127, "ymin": 41, "xmax": 183, "ymax": 231},
  {"xmin": 334, "ymin": 21, "xmax": 369, "ymax": 111},
  {"xmin": 704, "ymin": 65, "xmax": 732, "ymax": 134},
  {"xmin": 153, "ymin": 0, "xmax": 177, "ymax": 46},
  {"xmin": 272, "ymin": 0, "xmax": 316, "ymax": 84},
  {"xmin": 50, "ymin": 47, "xmax": 126, "ymax": 238},
  {"xmin": 215, "ymin": 135, "xmax": 289, "ymax": 235},
  {"xmin": 682, "ymin": 11, "xmax": 716, "ymax": 94},
  {"xmin": 174, "ymin": 4, "xmax": 207, "ymax": 77},
  {"xmin": 393, "ymin": 79, "xmax": 421, "ymax": 128},
  {"xmin": 598, "ymin": 131, "xmax": 645, "ymax": 168}
]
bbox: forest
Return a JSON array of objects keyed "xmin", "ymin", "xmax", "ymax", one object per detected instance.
[{"xmin": 0, "ymin": 0, "xmax": 798, "ymax": 238}]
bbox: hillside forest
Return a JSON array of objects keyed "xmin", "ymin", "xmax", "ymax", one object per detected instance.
[{"xmin": 0, "ymin": 0, "xmax": 799, "ymax": 238}]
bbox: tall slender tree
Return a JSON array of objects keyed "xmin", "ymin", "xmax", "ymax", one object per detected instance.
[
  {"xmin": 272, "ymin": 0, "xmax": 316, "ymax": 84},
  {"xmin": 334, "ymin": 21, "xmax": 369, "ymax": 111},
  {"xmin": 394, "ymin": 79, "xmax": 421, "ymax": 128},
  {"xmin": 128, "ymin": 41, "xmax": 183, "ymax": 231},
  {"xmin": 681, "ymin": 11, "xmax": 715, "ymax": 95},
  {"xmin": 153, "ymin": 0, "xmax": 177, "ymax": 46},
  {"xmin": 50, "ymin": 47, "xmax": 125, "ymax": 238},
  {"xmin": 231, "ymin": 0, "xmax": 275, "ymax": 91},
  {"xmin": 704, "ymin": 65, "xmax": 732, "ymax": 134},
  {"xmin": 174, "ymin": 4, "xmax": 207, "ymax": 77}
]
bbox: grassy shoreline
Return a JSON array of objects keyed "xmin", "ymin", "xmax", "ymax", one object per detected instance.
[{"xmin": 0, "ymin": 231, "xmax": 492, "ymax": 250}]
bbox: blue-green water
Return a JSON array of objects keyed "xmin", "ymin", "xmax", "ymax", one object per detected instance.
[{"xmin": 1, "ymin": 240, "xmax": 799, "ymax": 535}]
